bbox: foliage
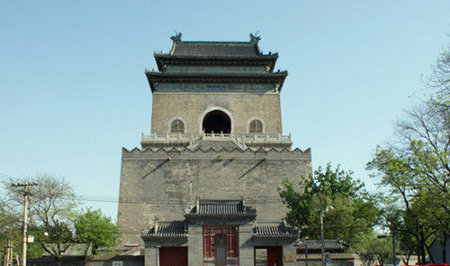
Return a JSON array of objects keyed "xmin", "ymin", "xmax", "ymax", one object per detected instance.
[
  {"xmin": 278, "ymin": 163, "xmax": 380, "ymax": 249},
  {"xmin": 3, "ymin": 175, "xmax": 122, "ymax": 264},
  {"xmin": 367, "ymin": 46, "xmax": 450, "ymax": 264},
  {"xmin": 362, "ymin": 236, "xmax": 393, "ymax": 266},
  {"xmin": 5, "ymin": 175, "xmax": 80, "ymax": 265},
  {"xmin": 75, "ymin": 209, "xmax": 120, "ymax": 254}
]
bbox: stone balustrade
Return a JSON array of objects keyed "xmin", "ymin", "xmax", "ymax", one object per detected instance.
[{"xmin": 141, "ymin": 132, "xmax": 292, "ymax": 146}]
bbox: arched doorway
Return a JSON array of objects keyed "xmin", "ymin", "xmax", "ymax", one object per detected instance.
[{"xmin": 202, "ymin": 110, "xmax": 231, "ymax": 134}]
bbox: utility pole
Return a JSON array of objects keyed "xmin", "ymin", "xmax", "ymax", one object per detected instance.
[
  {"xmin": 377, "ymin": 233, "xmax": 396, "ymax": 266},
  {"xmin": 12, "ymin": 182, "xmax": 38, "ymax": 266}
]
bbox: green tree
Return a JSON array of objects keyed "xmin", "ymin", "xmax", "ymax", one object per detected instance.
[
  {"xmin": 75, "ymin": 209, "xmax": 120, "ymax": 254},
  {"xmin": 278, "ymin": 163, "xmax": 380, "ymax": 249},
  {"xmin": 368, "ymin": 47, "xmax": 450, "ymax": 264},
  {"xmin": 362, "ymin": 236, "xmax": 393, "ymax": 266}
]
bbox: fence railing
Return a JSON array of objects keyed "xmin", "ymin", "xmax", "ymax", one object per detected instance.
[{"xmin": 141, "ymin": 133, "xmax": 292, "ymax": 148}]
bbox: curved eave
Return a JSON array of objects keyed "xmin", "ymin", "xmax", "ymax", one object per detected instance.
[
  {"xmin": 141, "ymin": 235, "xmax": 188, "ymax": 241},
  {"xmin": 184, "ymin": 213, "xmax": 256, "ymax": 221},
  {"xmin": 252, "ymin": 235, "xmax": 298, "ymax": 241},
  {"xmin": 154, "ymin": 54, "xmax": 279, "ymax": 72},
  {"xmin": 145, "ymin": 72, "xmax": 288, "ymax": 93}
]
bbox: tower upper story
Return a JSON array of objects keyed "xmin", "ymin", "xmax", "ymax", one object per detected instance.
[{"xmin": 142, "ymin": 34, "xmax": 292, "ymax": 150}]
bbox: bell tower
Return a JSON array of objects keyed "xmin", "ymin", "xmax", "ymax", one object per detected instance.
[
  {"xmin": 142, "ymin": 33, "xmax": 290, "ymax": 150},
  {"xmin": 117, "ymin": 34, "xmax": 311, "ymax": 265}
]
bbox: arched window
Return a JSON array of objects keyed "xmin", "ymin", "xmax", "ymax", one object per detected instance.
[
  {"xmin": 170, "ymin": 119, "xmax": 184, "ymax": 134},
  {"xmin": 249, "ymin": 119, "xmax": 263, "ymax": 133}
]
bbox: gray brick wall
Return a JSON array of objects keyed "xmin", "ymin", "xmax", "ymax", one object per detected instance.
[
  {"xmin": 150, "ymin": 93, "xmax": 282, "ymax": 134},
  {"xmin": 117, "ymin": 147, "xmax": 311, "ymax": 247}
]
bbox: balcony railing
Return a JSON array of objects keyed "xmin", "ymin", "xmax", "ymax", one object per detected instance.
[{"xmin": 141, "ymin": 132, "xmax": 292, "ymax": 150}]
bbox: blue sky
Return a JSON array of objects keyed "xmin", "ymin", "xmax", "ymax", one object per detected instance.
[{"xmin": 1, "ymin": 0, "xmax": 449, "ymax": 220}]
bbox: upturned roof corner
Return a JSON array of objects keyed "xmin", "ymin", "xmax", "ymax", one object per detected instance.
[
  {"xmin": 170, "ymin": 32, "xmax": 182, "ymax": 42},
  {"xmin": 249, "ymin": 33, "xmax": 261, "ymax": 44}
]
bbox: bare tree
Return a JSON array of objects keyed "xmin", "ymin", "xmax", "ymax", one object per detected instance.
[
  {"xmin": 6, "ymin": 175, "xmax": 79, "ymax": 266},
  {"xmin": 368, "ymin": 46, "xmax": 450, "ymax": 264}
]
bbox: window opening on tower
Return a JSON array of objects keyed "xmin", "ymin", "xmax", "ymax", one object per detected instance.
[
  {"xmin": 249, "ymin": 119, "xmax": 263, "ymax": 133},
  {"xmin": 202, "ymin": 110, "xmax": 231, "ymax": 134},
  {"xmin": 170, "ymin": 119, "xmax": 185, "ymax": 134}
]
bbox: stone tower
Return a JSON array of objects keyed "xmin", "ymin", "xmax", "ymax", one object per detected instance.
[{"xmin": 117, "ymin": 33, "xmax": 311, "ymax": 265}]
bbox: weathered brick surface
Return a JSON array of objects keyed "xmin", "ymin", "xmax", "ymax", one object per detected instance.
[
  {"xmin": 150, "ymin": 92, "xmax": 282, "ymax": 134},
  {"xmin": 117, "ymin": 148, "xmax": 311, "ymax": 247}
]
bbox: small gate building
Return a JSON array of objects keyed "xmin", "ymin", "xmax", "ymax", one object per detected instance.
[{"xmin": 117, "ymin": 33, "xmax": 311, "ymax": 266}]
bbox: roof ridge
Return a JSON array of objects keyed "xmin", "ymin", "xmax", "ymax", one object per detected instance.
[{"xmin": 177, "ymin": 41, "xmax": 254, "ymax": 45}]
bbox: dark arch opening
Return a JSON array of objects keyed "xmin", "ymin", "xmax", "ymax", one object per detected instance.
[{"xmin": 202, "ymin": 110, "xmax": 231, "ymax": 134}]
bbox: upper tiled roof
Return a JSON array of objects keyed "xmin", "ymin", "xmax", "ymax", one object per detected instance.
[
  {"xmin": 253, "ymin": 222, "xmax": 298, "ymax": 240},
  {"xmin": 185, "ymin": 199, "xmax": 256, "ymax": 220},
  {"xmin": 142, "ymin": 221, "xmax": 188, "ymax": 240},
  {"xmin": 171, "ymin": 42, "xmax": 259, "ymax": 56},
  {"xmin": 167, "ymin": 33, "xmax": 262, "ymax": 57}
]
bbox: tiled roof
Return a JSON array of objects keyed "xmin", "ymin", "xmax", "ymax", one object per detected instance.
[
  {"xmin": 198, "ymin": 200, "xmax": 243, "ymax": 215},
  {"xmin": 185, "ymin": 199, "xmax": 256, "ymax": 220},
  {"xmin": 171, "ymin": 42, "xmax": 259, "ymax": 56},
  {"xmin": 253, "ymin": 223, "xmax": 298, "ymax": 240},
  {"xmin": 142, "ymin": 221, "xmax": 188, "ymax": 240},
  {"xmin": 153, "ymin": 53, "xmax": 278, "ymax": 72},
  {"xmin": 145, "ymin": 71, "xmax": 288, "ymax": 93},
  {"xmin": 296, "ymin": 240, "xmax": 349, "ymax": 250}
]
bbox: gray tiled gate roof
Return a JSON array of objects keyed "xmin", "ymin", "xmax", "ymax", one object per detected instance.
[
  {"xmin": 296, "ymin": 240, "xmax": 349, "ymax": 250},
  {"xmin": 184, "ymin": 199, "xmax": 256, "ymax": 220},
  {"xmin": 142, "ymin": 221, "xmax": 188, "ymax": 240},
  {"xmin": 253, "ymin": 223, "xmax": 298, "ymax": 240}
]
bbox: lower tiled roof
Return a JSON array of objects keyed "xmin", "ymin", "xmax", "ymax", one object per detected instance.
[
  {"xmin": 142, "ymin": 221, "xmax": 188, "ymax": 240},
  {"xmin": 253, "ymin": 222, "xmax": 298, "ymax": 240},
  {"xmin": 296, "ymin": 239, "xmax": 349, "ymax": 250}
]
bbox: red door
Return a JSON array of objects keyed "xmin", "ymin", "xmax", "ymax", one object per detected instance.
[
  {"xmin": 267, "ymin": 246, "xmax": 282, "ymax": 266},
  {"xmin": 159, "ymin": 247, "xmax": 188, "ymax": 266}
]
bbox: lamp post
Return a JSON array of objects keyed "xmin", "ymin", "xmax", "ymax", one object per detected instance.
[
  {"xmin": 320, "ymin": 212, "xmax": 325, "ymax": 266},
  {"xmin": 378, "ymin": 234, "xmax": 396, "ymax": 266},
  {"xmin": 305, "ymin": 242, "xmax": 309, "ymax": 266},
  {"xmin": 295, "ymin": 240, "xmax": 309, "ymax": 266}
]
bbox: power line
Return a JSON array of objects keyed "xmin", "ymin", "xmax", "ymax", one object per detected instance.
[
  {"xmin": 74, "ymin": 195, "xmax": 287, "ymax": 204},
  {"xmin": 0, "ymin": 172, "xmax": 16, "ymax": 178}
]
